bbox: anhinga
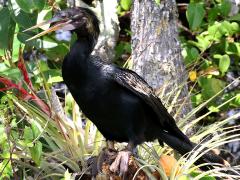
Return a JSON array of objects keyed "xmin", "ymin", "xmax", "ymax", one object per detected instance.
[{"xmin": 25, "ymin": 7, "xmax": 228, "ymax": 175}]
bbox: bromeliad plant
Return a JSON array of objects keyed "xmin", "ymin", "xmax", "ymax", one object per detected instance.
[
  {"xmin": 0, "ymin": 0, "xmax": 240, "ymax": 179},
  {"xmin": 0, "ymin": 45, "xmax": 240, "ymax": 179},
  {"xmin": 0, "ymin": 45, "xmax": 104, "ymax": 179}
]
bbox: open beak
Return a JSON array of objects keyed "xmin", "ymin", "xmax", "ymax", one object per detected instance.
[{"xmin": 23, "ymin": 17, "xmax": 72, "ymax": 41}]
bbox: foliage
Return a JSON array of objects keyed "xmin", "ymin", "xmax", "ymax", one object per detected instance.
[
  {"xmin": 180, "ymin": 0, "xmax": 240, "ymax": 113},
  {"xmin": 117, "ymin": 0, "xmax": 132, "ymax": 14},
  {"xmin": 0, "ymin": 0, "xmax": 239, "ymax": 179}
]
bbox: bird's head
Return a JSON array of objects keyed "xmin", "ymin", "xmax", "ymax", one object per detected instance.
[{"xmin": 24, "ymin": 7, "xmax": 100, "ymax": 41}]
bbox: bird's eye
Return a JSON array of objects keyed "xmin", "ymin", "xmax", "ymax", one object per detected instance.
[
  {"xmin": 72, "ymin": 14, "xmax": 81, "ymax": 20},
  {"xmin": 61, "ymin": 13, "xmax": 67, "ymax": 18}
]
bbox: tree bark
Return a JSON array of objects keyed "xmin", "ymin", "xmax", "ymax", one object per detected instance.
[{"xmin": 131, "ymin": 0, "xmax": 192, "ymax": 119}]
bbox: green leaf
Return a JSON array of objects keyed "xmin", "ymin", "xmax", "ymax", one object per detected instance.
[
  {"xmin": 33, "ymin": 0, "xmax": 46, "ymax": 11},
  {"xmin": 9, "ymin": 0, "xmax": 38, "ymax": 29},
  {"xmin": 120, "ymin": 0, "xmax": 132, "ymax": 11},
  {"xmin": 219, "ymin": 21, "xmax": 233, "ymax": 36},
  {"xmin": 198, "ymin": 77, "xmax": 225, "ymax": 101},
  {"xmin": 155, "ymin": 0, "xmax": 161, "ymax": 5},
  {"xmin": 31, "ymin": 122, "xmax": 41, "ymax": 139},
  {"xmin": 208, "ymin": 22, "xmax": 222, "ymax": 40},
  {"xmin": 30, "ymin": 141, "xmax": 42, "ymax": 166},
  {"xmin": 39, "ymin": 60, "xmax": 49, "ymax": 72},
  {"xmin": 15, "ymin": 0, "xmax": 35, "ymax": 13},
  {"xmin": 186, "ymin": 3, "xmax": 205, "ymax": 30},
  {"xmin": 12, "ymin": 26, "xmax": 21, "ymax": 61},
  {"xmin": 220, "ymin": 0, "xmax": 231, "ymax": 17},
  {"xmin": 208, "ymin": 7, "xmax": 219, "ymax": 22},
  {"xmin": 213, "ymin": 54, "xmax": 222, "ymax": 59},
  {"xmin": 191, "ymin": 94, "xmax": 203, "ymax": 107},
  {"xmin": 188, "ymin": 35, "xmax": 211, "ymax": 52},
  {"xmin": 177, "ymin": 175, "xmax": 191, "ymax": 180},
  {"xmin": 219, "ymin": 54, "xmax": 230, "ymax": 74},
  {"xmin": 208, "ymin": 21, "xmax": 238, "ymax": 38},
  {"xmin": 47, "ymin": 76, "xmax": 63, "ymax": 84},
  {"xmin": 17, "ymin": 33, "xmax": 58, "ymax": 48},
  {"xmin": 226, "ymin": 42, "xmax": 240, "ymax": 56},
  {"xmin": 44, "ymin": 69, "xmax": 62, "ymax": 83},
  {"xmin": 0, "ymin": 8, "xmax": 16, "ymax": 49},
  {"xmin": 228, "ymin": 13, "xmax": 240, "ymax": 21},
  {"xmin": 235, "ymin": 94, "xmax": 240, "ymax": 106},
  {"xmin": 208, "ymin": 106, "xmax": 220, "ymax": 112},
  {"xmin": 0, "ymin": 159, "xmax": 13, "ymax": 178},
  {"xmin": 15, "ymin": 0, "xmax": 45, "ymax": 13},
  {"xmin": 62, "ymin": 170, "xmax": 72, "ymax": 180},
  {"xmin": 184, "ymin": 47, "xmax": 199, "ymax": 64},
  {"xmin": 0, "ymin": 68, "xmax": 21, "ymax": 81},
  {"xmin": 12, "ymin": 10, "xmax": 37, "ymax": 29},
  {"xmin": 230, "ymin": 22, "xmax": 240, "ymax": 34},
  {"xmin": 115, "ymin": 42, "xmax": 131, "ymax": 60},
  {"xmin": 0, "ymin": 126, "xmax": 7, "ymax": 145},
  {"xmin": 23, "ymin": 126, "xmax": 34, "ymax": 145},
  {"xmin": 190, "ymin": 171, "xmax": 216, "ymax": 180},
  {"xmin": 46, "ymin": 44, "xmax": 69, "ymax": 60}
]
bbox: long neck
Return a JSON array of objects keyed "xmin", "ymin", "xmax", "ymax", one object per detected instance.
[
  {"xmin": 74, "ymin": 34, "xmax": 97, "ymax": 57},
  {"xmin": 62, "ymin": 34, "xmax": 97, "ymax": 82}
]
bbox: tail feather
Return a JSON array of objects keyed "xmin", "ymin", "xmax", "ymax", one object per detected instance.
[{"xmin": 158, "ymin": 130, "xmax": 228, "ymax": 170}]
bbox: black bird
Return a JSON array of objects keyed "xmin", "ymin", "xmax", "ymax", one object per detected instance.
[{"xmin": 25, "ymin": 7, "xmax": 228, "ymax": 173}]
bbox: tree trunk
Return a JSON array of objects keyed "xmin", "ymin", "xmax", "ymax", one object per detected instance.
[{"xmin": 131, "ymin": 0, "xmax": 192, "ymax": 120}]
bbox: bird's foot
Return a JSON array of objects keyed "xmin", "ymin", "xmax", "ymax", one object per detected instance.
[
  {"xmin": 109, "ymin": 150, "xmax": 132, "ymax": 178},
  {"xmin": 87, "ymin": 148, "xmax": 117, "ymax": 178},
  {"xmin": 97, "ymin": 147, "xmax": 118, "ymax": 173}
]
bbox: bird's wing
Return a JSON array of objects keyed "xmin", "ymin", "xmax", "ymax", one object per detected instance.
[
  {"xmin": 110, "ymin": 67, "xmax": 176, "ymax": 127},
  {"xmin": 102, "ymin": 64, "xmax": 190, "ymax": 143}
]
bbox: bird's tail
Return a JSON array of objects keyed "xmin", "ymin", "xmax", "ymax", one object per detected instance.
[{"xmin": 158, "ymin": 130, "xmax": 229, "ymax": 170}]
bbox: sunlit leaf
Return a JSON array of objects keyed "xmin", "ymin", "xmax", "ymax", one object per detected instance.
[
  {"xmin": 177, "ymin": 175, "xmax": 191, "ymax": 180},
  {"xmin": 235, "ymin": 94, "xmax": 240, "ymax": 106},
  {"xmin": 155, "ymin": 0, "xmax": 161, "ymax": 5},
  {"xmin": 219, "ymin": 54, "xmax": 230, "ymax": 74},
  {"xmin": 63, "ymin": 170, "xmax": 72, "ymax": 180},
  {"xmin": 32, "ymin": 122, "xmax": 41, "ymax": 139},
  {"xmin": 208, "ymin": 106, "xmax": 220, "ymax": 112},
  {"xmin": 0, "ymin": 68, "xmax": 21, "ymax": 82},
  {"xmin": 190, "ymin": 171, "xmax": 216, "ymax": 180},
  {"xmin": 120, "ymin": 0, "xmax": 132, "ymax": 11}
]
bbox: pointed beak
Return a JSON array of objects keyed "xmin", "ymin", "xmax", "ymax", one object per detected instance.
[{"xmin": 24, "ymin": 17, "xmax": 72, "ymax": 41}]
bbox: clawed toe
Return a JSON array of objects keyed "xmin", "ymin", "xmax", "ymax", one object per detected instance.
[
  {"xmin": 97, "ymin": 148, "xmax": 117, "ymax": 173},
  {"xmin": 110, "ymin": 151, "xmax": 132, "ymax": 177}
]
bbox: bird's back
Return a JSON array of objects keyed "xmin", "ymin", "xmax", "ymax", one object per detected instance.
[{"xmin": 63, "ymin": 54, "xmax": 148, "ymax": 143}]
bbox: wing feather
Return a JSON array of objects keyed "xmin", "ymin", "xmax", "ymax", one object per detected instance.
[
  {"xmin": 109, "ymin": 67, "xmax": 190, "ymax": 143},
  {"xmin": 113, "ymin": 68, "xmax": 175, "ymax": 127}
]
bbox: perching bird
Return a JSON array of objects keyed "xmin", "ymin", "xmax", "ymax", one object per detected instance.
[{"xmin": 25, "ymin": 7, "xmax": 228, "ymax": 174}]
